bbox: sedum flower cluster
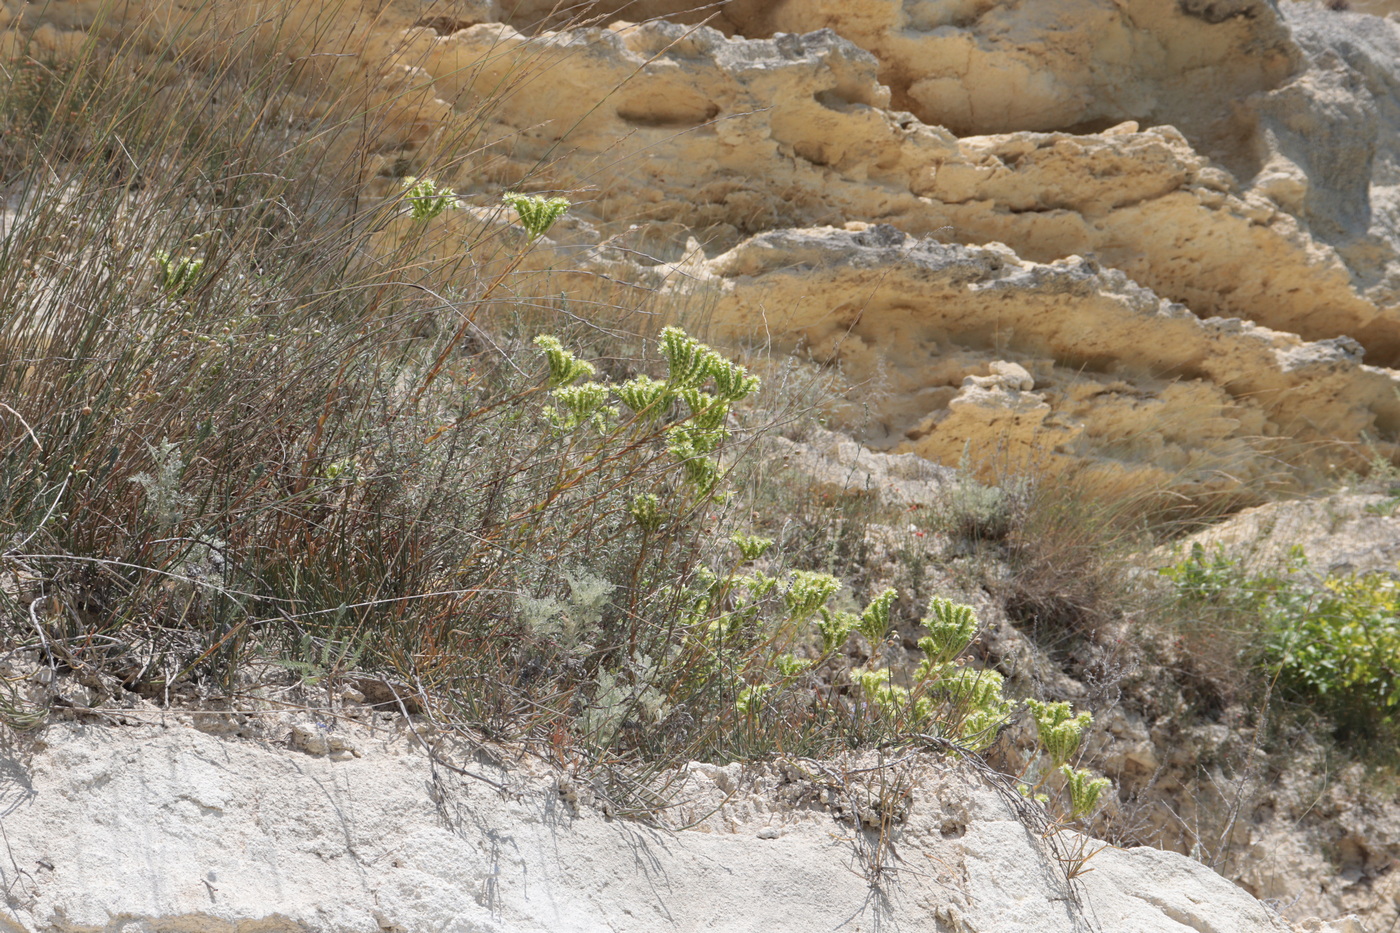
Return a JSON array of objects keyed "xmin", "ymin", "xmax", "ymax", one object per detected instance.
[{"xmin": 533, "ymin": 326, "xmax": 759, "ymax": 498}]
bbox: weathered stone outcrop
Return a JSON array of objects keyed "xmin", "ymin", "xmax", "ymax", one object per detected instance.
[
  {"xmin": 502, "ymin": 0, "xmax": 1299, "ymax": 147},
  {"xmin": 7, "ymin": 0, "xmax": 1400, "ymax": 491},
  {"xmin": 0, "ymin": 720, "xmax": 1320, "ymax": 932},
  {"xmin": 422, "ymin": 14, "xmax": 1400, "ymax": 358},
  {"xmin": 1179, "ymin": 490, "xmax": 1400, "ymax": 576},
  {"xmin": 692, "ymin": 225, "xmax": 1400, "ymax": 492}
]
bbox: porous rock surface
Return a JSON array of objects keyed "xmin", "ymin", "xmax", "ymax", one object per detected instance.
[
  {"xmin": 0, "ymin": 720, "xmax": 1318, "ymax": 933},
  {"xmin": 6, "ymin": 0, "xmax": 1400, "ymax": 493},
  {"xmin": 698, "ymin": 226, "xmax": 1400, "ymax": 492},
  {"xmin": 1179, "ymin": 489, "xmax": 1400, "ymax": 576}
]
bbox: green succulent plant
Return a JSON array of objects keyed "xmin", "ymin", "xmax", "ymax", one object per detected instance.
[
  {"xmin": 1061, "ymin": 765, "xmax": 1112, "ymax": 818},
  {"xmin": 616, "ymin": 374, "xmax": 671, "ymax": 422},
  {"xmin": 1026, "ymin": 699, "xmax": 1094, "ymax": 767},
  {"xmin": 784, "ymin": 571, "xmax": 842, "ymax": 624},
  {"xmin": 503, "ymin": 191, "xmax": 570, "ymax": 240},
  {"xmin": 546, "ymin": 383, "xmax": 616, "ymax": 431},
  {"xmin": 919, "ymin": 596, "xmax": 979, "ymax": 667},
  {"xmin": 857, "ymin": 588, "xmax": 899, "ymax": 646},
  {"xmin": 534, "ymin": 335, "xmax": 597, "ymax": 388},
  {"xmin": 817, "ymin": 607, "xmax": 859, "ymax": 654},
  {"xmin": 628, "ymin": 493, "xmax": 664, "ymax": 532},
  {"xmin": 402, "ymin": 176, "xmax": 461, "ymax": 221},
  {"xmin": 732, "ymin": 533, "xmax": 773, "ymax": 562},
  {"xmin": 154, "ymin": 249, "xmax": 205, "ymax": 296}
]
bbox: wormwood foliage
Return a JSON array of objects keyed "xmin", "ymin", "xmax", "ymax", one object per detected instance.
[{"xmin": 128, "ymin": 439, "xmax": 190, "ymax": 531}]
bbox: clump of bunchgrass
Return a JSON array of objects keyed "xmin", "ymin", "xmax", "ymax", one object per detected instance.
[{"xmin": 0, "ymin": 1, "xmax": 589, "ymax": 732}]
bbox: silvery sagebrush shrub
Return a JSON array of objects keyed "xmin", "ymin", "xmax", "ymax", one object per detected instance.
[
  {"xmin": 128, "ymin": 438, "xmax": 190, "ymax": 532},
  {"xmin": 519, "ymin": 328, "xmax": 1032, "ymax": 761}
]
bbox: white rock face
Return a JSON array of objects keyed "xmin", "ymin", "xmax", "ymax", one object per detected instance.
[
  {"xmin": 1177, "ymin": 490, "xmax": 1400, "ymax": 576},
  {"xmin": 0, "ymin": 722, "xmax": 1304, "ymax": 933}
]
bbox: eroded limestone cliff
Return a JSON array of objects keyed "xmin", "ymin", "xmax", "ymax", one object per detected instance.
[{"xmin": 7, "ymin": 0, "xmax": 1397, "ymax": 495}]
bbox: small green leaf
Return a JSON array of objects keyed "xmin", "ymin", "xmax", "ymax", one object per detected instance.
[{"xmin": 628, "ymin": 493, "xmax": 664, "ymax": 532}]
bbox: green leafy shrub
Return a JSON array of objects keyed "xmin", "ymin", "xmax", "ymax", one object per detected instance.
[
  {"xmin": 1269, "ymin": 573, "xmax": 1400, "ymax": 718},
  {"xmin": 842, "ymin": 595, "xmax": 1015, "ymax": 752},
  {"xmin": 1162, "ymin": 543, "xmax": 1400, "ymax": 740},
  {"xmin": 532, "ymin": 325, "xmax": 758, "ymax": 500},
  {"xmin": 1061, "ymin": 764, "xmax": 1113, "ymax": 819}
]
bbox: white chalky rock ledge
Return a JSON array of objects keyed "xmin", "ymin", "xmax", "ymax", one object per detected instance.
[{"xmin": 0, "ymin": 721, "xmax": 1343, "ymax": 932}]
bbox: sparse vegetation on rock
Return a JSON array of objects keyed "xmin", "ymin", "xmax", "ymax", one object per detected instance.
[{"xmin": 0, "ymin": 0, "xmax": 1398, "ymax": 929}]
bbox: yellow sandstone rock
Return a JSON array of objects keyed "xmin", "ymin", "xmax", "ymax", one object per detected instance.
[{"xmin": 5, "ymin": 0, "xmax": 1399, "ymax": 497}]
